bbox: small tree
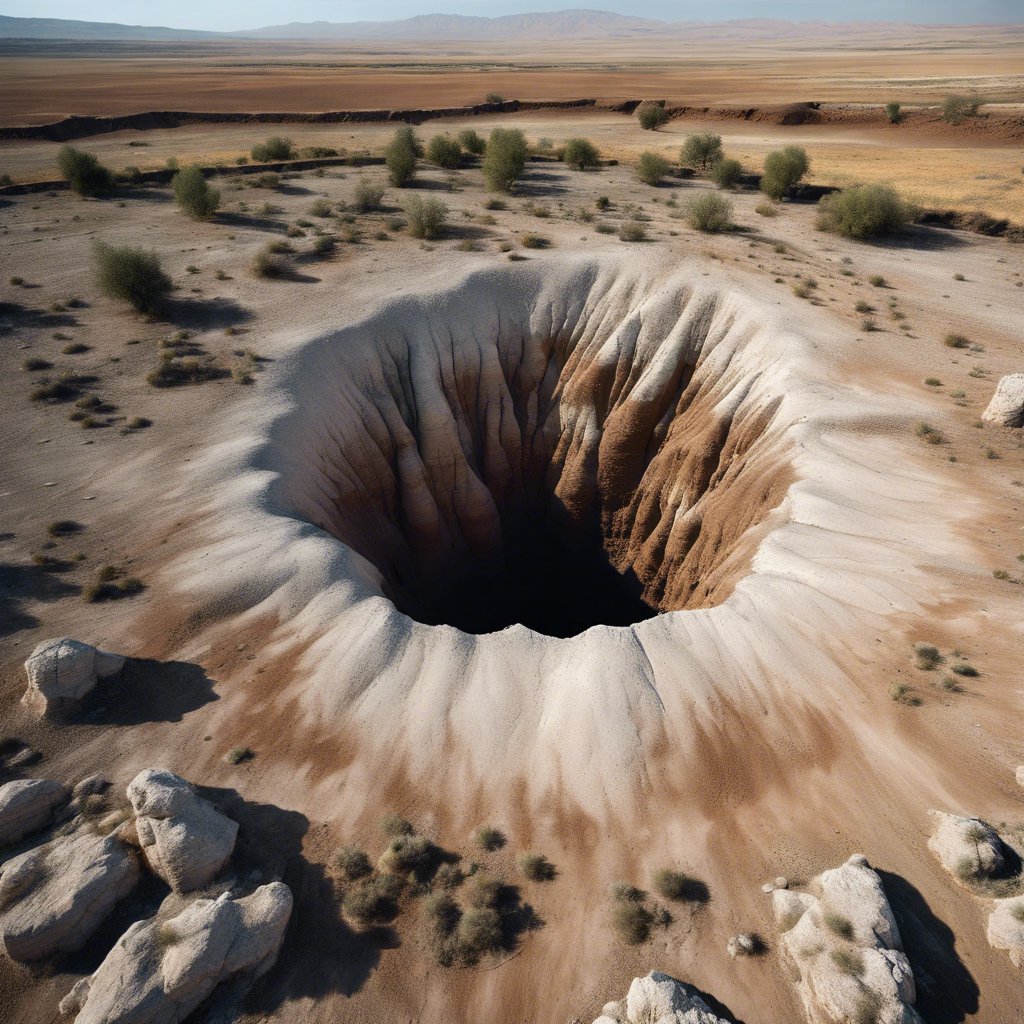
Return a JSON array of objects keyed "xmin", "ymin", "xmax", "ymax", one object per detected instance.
[
  {"xmin": 885, "ymin": 102, "xmax": 902, "ymax": 124},
  {"xmin": 385, "ymin": 126, "xmax": 420, "ymax": 187},
  {"xmin": 636, "ymin": 101, "xmax": 669, "ymax": 131},
  {"xmin": 427, "ymin": 135, "xmax": 462, "ymax": 169},
  {"xmin": 458, "ymin": 128, "xmax": 486, "ymax": 155},
  {"xmin": 710, "ymin": 157, "xmax": 743, "ymax": 189},
  {"xmin": 942, "ymin": 94, "xmax": 982, "ymax": 125},
  {"xmin": 172, "ymin": 166, "xmax": 220, "ymax": 220},
  {"xmin": 405, "ymin": 196, "xmax": 448, "ymax": 239},
  {"xmin": 815, "ymin": 184, "xmax": 916, "ymax": 239},
  {"xmin": 482, "ymin": 128, "xmax": 529, "ymax": 192},
  {"xmin": 250, "ymin": 136, "xmax": 294, "ymax": 162},
  {"xmin": 685, "ymin": 192, "xmax": 732, "ymax": 233},
  {"xmin": 636, "ymin": 151, "xmax": 670, "ymax": 186},
  {"xmin": 58, "ymin": 146, "xmax": 114, "ymax": 196},
  {"xmin": 562, "ymin": 137, "xmax": 601, "ymax": 170},
  {"xmin": 93, "ymin": 241, "xmax": 172, "ymax": 313},
  {"xmin": 760, "ymin": 146, "xmax": 810, "ymax": 201},
  {"xmin": 680, "ymin": 133, "xmax": 723, "ymax": 170}
]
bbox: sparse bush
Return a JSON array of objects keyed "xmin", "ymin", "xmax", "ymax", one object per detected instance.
[
  {"xmin": 950, "ymin": 662, "xmax": 979, "ymax": 677},
  {"xmin": 890, "ymin": 683, "xmax": 922, "ymax": 706},
  {"xmin": 680, "ymin": 133, "xmax": 723, "ymax": 170},
  {"xmin": 435, "ymin": 862, "xmax": 464, "ymax": 889},
  {"xmin": 755, "ymin": 202, "xmax": 779, "ymax": 217},
  {"xmin": 464, "ymin": 874, "xmax": 502, "ymax": 910},
  {"xmin": 610, "ymin": 881, "xmax": 645, "ymax": 903},
  {"xmin": 710, "ymin": 157, "xmax": 743, "ymax": 189},
  {"xmin": 612, "ymin": 900, "xmax": 654, "ymax": 944},
  {"xmin": 333, "ymin": 846, "xmax": 372, "ymax": 880},
  {"xmin": 250, "ymin": 136, "xmax": 294, "ymax": 162},
  {"xmin": 760, "ymin": 146, "xmax": 810, "ymax": 201},
  {"xmin": 404, "ymin": 196, "xmax": 448, "ymax": 239},
  {"xmin": 485, "ymin": 92, "xmax": 506, "ymax": 104},
  {"xmin": 344, "ymin": 874, "xmax": 403, "ymax": 926},
  {"xmin": 313, "ymin": 234, "xmax": 335, "ymax": 256},
  {"xmin": 685, "ymin": 192, "xmax": 732, "ymax": 233},
  {"xmin": 251, "ymin": 172, "xmax": 281, "ymax": 190},
  {"xmin": 458, "ymin": 129, "xmax": 486, "ymax": 155},
  {"xmin": 636, "ymin": 151, "xmax": 670, "ymax": 186},
  {"xmin": 93, "ymin": 241, "xmax": 171, "ymax": 313},
  {"xmin": 225, "ymin": 746, "xmax": 254, "ymax": 764},
  {"xmin": 482, "ymin": 128, "xmax": 529, "ymax": 192},
  {"xmin": 885, "ymin": 102, "xmax": 902, "ymax": 124},
  {"xmin": 379, "ymin": 834, "xmax": 436, "ymax": 876},
  {"xmin": 474, "ymin": 826, "xmax": 506, "ymax": 852},
  {"xmin": 636, "ymin": 101, "xmax": 669, "ymax": 131},
  {"xmin": 942, "ymin": 94, "xmax": 982, "ymax": 125},
  {"xmin": 914, "ymin": 643, "xmax": 942, "ymax": 669},
  {"xmin": 618, "ymin": 219, "xmax": 647, "ymax": 242},
  {"xmin": 944, "ymin": 332, "xmax": 969, "ymax": 348},
  {"xmin": 352, "ymin": 178, "xmax": 385, "ymax": 212},
  {"xmin": 83, "ymin": 565, "xmax": 144, "ymax": 602},
  {"xmin": 457, "ymin": 907, "xmax": 503, "ymax": 954},
  {"xmin": 172, "ymin": 166, "xmax": 220, "ymax": 220},
  {"xmin": 816, "ymin": 184, "xmax": 915, "ymax": 240},
  {"xmin": 23, "ymin": 357, "xmax": 52, "ymax": 371},
  {"xmin": 380, "ymin": 814, "xmax": 414, "ymax": 837},
  {"xmin": 651, "ymin": 868, "xmax": 697, "ymax": 901},
  {"xmin": 251, "ymin": 245, "xmax": 291, "ymax": 279},
  {"xmin": 915, "ymin": 422, "xmax": 944, "ymax": 444},
  {"xmin": 385, "ymin": 126, "xmax": 421, "ymax": 187},
  {"xmin": 595, "ymin": 195, "xmax": 610, "ymax": 210},
  {"xmin": 563, "ymin": 137, "xmax": 601, "ymax": 170},
  {"xmin": 308, "ymin": 198, "xmax": 333, "ymax": 218},
  {"xmin": 519, "ymin": 853, "xmax": 556, "ymax": 882},
  {"xmin": 58, "ymin": 146, "xmax": 114, "ymax": 196},
  {"xmin": 868, "ymin": 274, "xmax": 887, "ymax": 287},
  {"xmin": 519, "ymin": 232, "xmax": 548, "ymax": 249},
  {"xmin": 427, "ymin": 135, "xmax": 463, "ymax": 169}
]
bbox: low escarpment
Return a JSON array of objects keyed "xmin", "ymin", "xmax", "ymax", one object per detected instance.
[{"xmin": 278, "ymin": 265, "xmax": 791, "ymax": 636}]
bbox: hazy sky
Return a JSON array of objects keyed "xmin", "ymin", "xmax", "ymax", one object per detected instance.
[{"xmin": 2, "ymin": 0, "xmax": 1020, "ymax": 32}]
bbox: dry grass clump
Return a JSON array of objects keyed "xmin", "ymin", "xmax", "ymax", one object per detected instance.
[
  {"xmin": 379, "ymin": 834, "xmax": 437, "ymax": 878},
  {"xmin": 473, "ymin": 826, "xmax": 506, "ymax": 852},
  {"xmin": 344, "ymin": 872, "xmax": 405, "ymax": 926},
  {"xmin": 755, "ymin": 202, "xmax": 779, "ymax": 217},
  {"xmin": 890, "ymin": 683, "xmax": 922, "ymax": 706},
  {"xmin": 333, "ymin": 846, "xmax": 372, "ymax": 881},
  {"xmin": 251, "ymin": 244, "xmax": 293, "ymax": 279},
  {"xmin": 22, "ymin": 356, "xmax": 52, "ymax": 372},
  {"xmin": 914, "ymin": 422, "xmax": 944, "ymax": 445},
  {"xmin": 618, "ymin": 219, "xmax": 647, "ymax": 242},
  {"xmin": 404, "ymin": 196, "xmax": 448, "ymax": 240},
  {"xmin": 651, "ymin": 868, "xmax": 706, "ymax": 902},
  {"xmin": 519, "ymin": 232, "xmax": 549, "ymax": 249},
  {"xmin": 611, "ymin": 896, "xmax": 654, "ymax": 945},
  {"xmin": 944, "ymin": 333, "xmax": 970, "ymax": 349},
  {"xmin": 147, "ymin": 352, "xmax": 224, "ymax": 388},
  {"xmin": 380, "ymin": 814, "xmax": 414, "ymax": 838},
  {"xmin": 225, "ymin": 746, "xmax": 254, "ymax": 764},
  {"xmin": 914, "ymin": 643, "xmax": 943, "ymax": 670},
  {"xmin": 518, "ymin": 853, "xmax": 556, "ymax": 882},
  {"xmin": 30, "ymin": 373, "xmax": 89, "ymax": 404},
  {"xmin": 83, "ymin": 564, "xmax": 144, "ymax": 603}
]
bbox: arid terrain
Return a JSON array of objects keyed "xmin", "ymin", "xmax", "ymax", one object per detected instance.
[{"xmin": 1, "ymin": 17, "xmax": 1023, "ymax": 1024}]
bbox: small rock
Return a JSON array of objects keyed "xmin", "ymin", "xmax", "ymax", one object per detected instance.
[
  {"xmin": 0, "ymin": 779, "xmax": 69, "ymax": 847},
  {"xmin": 773, "ymin": 876, "xmax": 789, "ymax": 889},
  {"xmin": 5, "ymin": 745, "xmax": 41, "ymax": 769},
  {"xmin": 22, "ymin": 638, "xmax": 126, "ymax": 718},
  {"xmin": 927, "ymin": 810, "xmax": 1005, "ymax": 884},
  {"xmin": 982, "ymin": 373, "xmax": 1024, "ymax": 427},
  {"xmin": 987, "ymin": 896, "xmax": 1024, "ymax": 968},
  {"xmin": 726, "ymin": 933, "xmax": 757, "ymax": 958},
  {"xmin": 1016, "ymin": 766, "xmax": 1024, "ymax": 790},
  {"xmin": 593, "ymin": 971, "xmax": 730, "ymax": 1024},
  {"xmin": 761, "ymin": 882, "xmax": 775, "ymax": 893}
]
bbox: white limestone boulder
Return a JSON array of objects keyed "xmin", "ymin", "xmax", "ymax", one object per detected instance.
[
  {"xmin": 0, "ymin": 829, "xmax": 139, "ymax": 961},
  {"xmin": 927, "ymin": 810, "xmax": 1005, "ymax": 885},
  {"xmin": 771, "ymin": 854, "xmax": 923, "ymax": 1024},
  {"xmin": 127, "ymin": 769, "xmax": 238, "ymax": 893},
  {"xmin": 592, "ymin": 971, "xmax": 729, "ymax": 1024},
  {"xmin": 982, "ymin": 373, "xmax": 1024, "ymax": 427},
  {"xmin": 987, "ymin": 897, "xmax": 1024, "ymax": 968},
  {"xmin": 59, "ymin": 882, "xmax": 293, "ymax": 1024},
  {"xmin": 0, "ymin": 779, "xmax": 69, "ymax": 847},
  {"xmin": 22, "ymin": 638, "xmax": 125, "ymax": 717}
]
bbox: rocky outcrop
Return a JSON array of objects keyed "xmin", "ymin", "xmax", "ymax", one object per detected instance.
[
  {"xmin": 987, "ymin": 897, "xmax": 1024, "ymax": 968},
  {"xmin": 982, "ymin": 374, "xmax": 1024, "ymax": 427},
  {"xmin": 772, "ymin": 854, "xmax": 922, "ymax": 1024},
  {"xmin": 0, "ymin": 829, "xmax": 139, "ymax": 961},
  {"xmin": 59, "ymin": 882, "xmax": 293, "ymax": 1024},
  {"xmin": 593, "ymin": 972, "xmax": 729, "ymax": 1024},
  {"xmin": 0, "ymin": 779, "xmax": 68, "ymax": 847},
  {"xmin": 127, "ymin": 770, "xmax": 238, "ymax": 893},
  {"xmin": 22, "ymin": 638, "xmax": 125, "ymax": 717},
  {"xmin": 927, "ymin": 810, "xmax": 1005, "ymax": 885}
]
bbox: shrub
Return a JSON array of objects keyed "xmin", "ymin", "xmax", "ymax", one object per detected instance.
[
  {"xmin": 385, "ymin": 126, "xmax": 421, "ymax": 187},
  {"xmin": 944, "ymin": 332, "xmax": 969, "ymax": 348},
  {"xmin": 610, "ymin": 881, "xmax": 645, "ymax": 903},
  {"xmin": 915, "ymin": 422, "xmax": 944, "ymax": 444},
  {"xmin": 226, "ymin": 746, "xmax": 254, "ymax": 764},
  {"xmin": 250, "ymin": 136, "xmax": 294, "ymax": 162},
  {"xmin": 617, "ymin": 219, "xmax": 646, "ymax": 242},
  {"xmin": 595, "ymin": 195, "xmax": 610, "ymax": 210},
  {"xmin": 636, "ymin": 151, "xmax": 670, "ymax": 186},
  {"xmin": 344, "ymin": 874, "xmax": 403, "ymax": 925},
  {"xmin": 333, "ymin": 846, "xmax": 372, "ymax": 880},
  {"xmin": 816, "ymin": 184, "xmax": 914, "ymax": 240},
  {"xmin": 612, "ymin": 900, "xmax": 653, "ymax": 944},
  {"xmin": 885, "ymin": 102, "xmax": 902, "ymax": 124},
  {"xmin": 942, "ymin": 94, "xmax": 982, "ymax": 125},
  {"xmin": 457, "ymin": 907, "xmax": 503, "ymax": 954},
  {"xmin": 379, "ymin": 834, "xmax": 436, "ymax": 876},
  {"xmin": 755, "ymin": 202, "xmax": 779, "ymax": 217},
  {"xmin": 651, "ymin": 868, "xmax": 698, "ymax": 901},
  {"xmin": 404, "ymin": 196, "xmax": 448, "ymax": 239},
  {"xmin": 680, "ymin": 133, "xmax": 723, "ymax": 170},
  {"xmin": 519, "ymin": 232, "xmax": 548, "ymax": 249},
  {"xmin": 914, "ymin": 643, "xmax": 942, "ymax": 669},
  {"xmin": 518, "ymin": 853, "xmax": 556, "ymax": 882},
  {"xmin": 474, "ymin": 826, "xmax": 506, "ymax": 852},
  {"xmin": 251, "ymin": 245, "xmax": 290, "ymax": 279},
  {"xmin": 464, "ymin": 874, "xmax": 502, "ymax": 910},
  {"xmin": 93, "ymin": 241, "xmax": 171, "ymax": 313},
  {"xmin": 563, "ymin": 137, "xmax": 601, "ymax": 170},
  {"xmin": 485, "ymin": 92, "xmax": 506, "ymax": 104},
  {"xmin": 458, "ymin": 129, "xmax": 486, "ymax": 155},
  {"xmin": 313, "ymin": 235, "xmax": 335, "ymax": 256},
  {"xmin": 309, "ymin": 198, "xmax": 333, "ymax": 217},
  {"xmin": 760, "ymin": 146, "xmax": 810, "ymax": 200},
  {"xmin": 890, "ymin": 683, "xmax": 922, "ymax": 706},
  {"xmin": 352, "ymin": 178, "xmax": 385, "ymax": 212},
  {"xmin": 710, "ymin": 157, "xmax": 743, "ymax": 189},
  {"xmin": 482, "ymin": 128, "xmax": 529, "ymax": 192},
  {"xmin": 380, "ymin": 814, "xmax": 414, "ymax": 837},
  {"xmin": 868, "ymin": 274, "xmax": 887, "ymax": 287},
  {"xmin": 427, "ymin": 135, "xmax": 463, "ymax": 169},
  {"xmin": 435, "ymin": 862, "xmax": 464, "ymax": 889},
  {"xmin": 172, "ymin": 167, "xmax": 220, "ymax": 220},
  {"xmin": 636, "ymin": 101, "xmax": 669, "ymax": 131},
  {"xmin": 950, "ymin": 662, "xmax": 979, "ymax": 677},
  {"xmin": 23, "ymin": 357, "xmax": 52, "ymax": 371},
  {"xmin": 251, "ymin": 172, "xmax": 281, "ymax": 190},
  {"xmin": 58, "ymin": 146, "xmax": 114, "ymax": 196},
  {"xmin": 424, "ymin": 891, "xmax": 460, "ymax": 936},
  {"xmin": 685, "ymin": 192, "xmax": 732, "ymax": 233}
]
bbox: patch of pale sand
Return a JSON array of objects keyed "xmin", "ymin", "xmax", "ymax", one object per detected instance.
[{"xmin": 0, "ymin": 161, "xmax": 1022, "ymax": 1024}]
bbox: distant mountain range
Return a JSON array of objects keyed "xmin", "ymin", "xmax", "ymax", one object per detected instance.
[{"xmin": 0, "ymin": 10, "xmax": 1016, "ymax": 42}]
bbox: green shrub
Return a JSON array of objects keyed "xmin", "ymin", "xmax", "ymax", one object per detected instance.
[
  {"xmin": 680, "ymin": 133, "xmax": 723, "ymax": 170},
  {"xmin": 352, "ymin": 178, "xmax": 385, "ymax": 212},
  {"xmin": 58, "ymin": 146, "xmax": 114, "ymax": 196},
  {"xmin": 685, "ymin": 192, "xmax": 732, "ymax": 232},
  {"xmin": 457, "ymin": 907, "xmax": 503, "ymax": 954},
  {"xmin": 385, "ymin": 126, "xmax": 421, "ymax": 187},
  {"xmin": 816, "ymin": 184, "xmax": 915, "ymax": 239},
  {"xmin": 250, "ymin": 136, "xmax": 294, "ymax": 162},
  {"xmin": 474, "ymin": 826, "xmax": 506, "ymax": 852},
  {"xmin": 885, "ymin": 102, "xmax": 902, "ymax": 124},
  {"xmin": 710, "ymin": 157, "xmax": 743, "ymax": 189},
  {"xmin": 942, "ymin": 94, "xmax": 982, "ymax": 125},
  {"xmin": 93, "ymin": 241, "xmax": 171, "ymax": 313},
  {"xmin": 482, "ymin": 128, "xmax": 529, "ymax": 192},
  {"xmin": 458, "ymin": 129, "xmax": 486, "ymax": 155},
  {"xmin": 464, "ymin": 874, "xmax": 502, "ymax": 909},
  {"xmin": 485, "ymin": 92, "xmax": 506, "ymax": 104},
  {"xmin": 343, "ymin": 874, "xmax": 403, "ymax": 926},
  {"xmin": 612, "ymin": 900, "xmax": 653, "ymax": 944},
  {"xmin": 404, "ymin": 196, "xmax": 448, "ymax": 239},
  {"xmin": 427, "ymin": 135, "xmax": 463, "ymax": 169},
  {"xmin": 379, "ymin": 834, "xmax": 435, "ymax": 876},
  {"xmin": 518, "ymin": 853, "xmax": 556, "ymax": 882},
  {"xmin": 171, "ymin": 167, "xmax": 220, "ymax": 220},
  {"xmin": 563, "ymin": 137, "xmax": 601, "ymax": 170},
  {"xmin": 760, "ymin": 146, "xmax": 810, "ymax": 200},
  {"xmin": 636, "ymin": 151, "xmax": 670, "ymax": 186},
  {"xmin": 636, "ymin": 101, "xmax": 669, "ymax": 131},
  {"xmin": 333, "ymin": 846, "xmax": 372, "ymax": 880}
]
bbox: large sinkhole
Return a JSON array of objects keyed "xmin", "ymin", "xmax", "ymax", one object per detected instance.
[{"xmin": 289, "ymin": 268, "xmax": 792, "ymax": 637}]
